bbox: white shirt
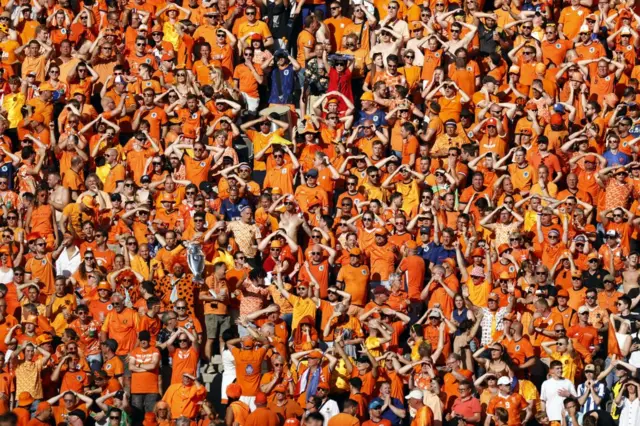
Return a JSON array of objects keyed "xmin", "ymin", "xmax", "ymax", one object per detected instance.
[
  {"xmin": 318, "ymin": 399, "xmax": 340, "ymax": 426},
  {"xmin": 56, "ymin": 246, "xmax": 81, "ymax": 278},
  {"xmin": 619, "ymin": 397, "xmax": 640, "ymax": 426},
  {"xmin": 540, "ymin": 377, "xmax": 576, "ymax": 421}
]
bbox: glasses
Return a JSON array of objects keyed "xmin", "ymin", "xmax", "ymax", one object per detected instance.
[
  {"xmin": 246, "ymin": 11, "xmax": 256, "ymax": 15},
  {"xmin": 330, "ymin": 6, "xmax": 339, "ymax": 9},
  {"xmin": 404, "ymin": 55, "xmax": 414, "ymax": 59},
  {"xmin": 555, "ymin": 329, "xmax": 565, "ymax": 333},
  {"xmin": 311, "ymin": 252, "xmax": 321, "ymax": 255},
  {"xmin": 178, "ymin": 339, "xmax": 189, "ymax": 343},
  {"xmin": 535, "ymin": 271, "xmax": 546, "ymax": 275},
  {"xmin": 36, "ymin": 242, "xmax": 46, "ymax": 247},
  {"xmin": 110, "ymin": 416, "xmax": 121, "ymax": 420},
  {"xmin": 273, "ymin": 154, "xmax": 283, "ymax": 158},
  {"xmin": 136, "ymin": 43, "xmax": 145, "ymax": 46},
  {"xmin": 112, "ymin": 302, "xmax": 122, "ymax": 306},
  {"xmin": 194, "ymin": 204, "xmax": 204, "ymax": 208},
  {"xmin": 312, "ymin": 235, "xmax": 321, "ymax": 239},
  {"xmin": 50, "ymin": 70, "xmax": 59, "ymax": 74},
  {"xmin": 186, "ymin": 191, "xmax": 196, "ymax": 195},
  {"xmin": 523, "ymin": 51, "xmax": 534, "ymax": 55},
  {"xmin": 85, "ymin": 257, "xmax": 95, "ymax": 260},
  {"xmin": 175, "ymin": 306, "xmax": 186, "ymax": 310}
]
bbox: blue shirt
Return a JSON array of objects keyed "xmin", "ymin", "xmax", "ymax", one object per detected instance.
[
  {"xmin": 371, "ymin": 397, "xmax": 404, "ymax": 426},
  {"xmin": 603, "ymin": 150, "xmax": 630, "ymax": 167},
  {"xmin": 357, "ymin": 109, "xmax": 387, "ymax": 127},
  {"xmin": 220, "ymin": 198, "xmax": 250, "ymax": 221},
  {"xmin": 424, "ymin": 242, "xmax": 456, "ymax": 265}
]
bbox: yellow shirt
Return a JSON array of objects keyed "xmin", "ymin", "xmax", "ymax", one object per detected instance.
[
  {"xmin": 550, "ymin": 351, "xmax": 578, "ymax": 383},
  {"xmin": 3, "ymin": 93, "xmax": 25, "ymax": 128},
  {"xmin": 46, "ymin": 293, "xmax": 77, "ymax": 336},
  {"xmin": 286, "ymin": 294, "xmax": 316, "ymax": 330}
]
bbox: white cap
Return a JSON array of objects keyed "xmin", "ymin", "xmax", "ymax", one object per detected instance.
[
  {"xmin": 114, "ymin": 76, "xmax": 126, "ymax": 85},
  {"xmin": 497, "ymin": 377, "xmax": 511, "ymax": 386},
  {"xmin": 579, "ymin": 24, "xmax": 590, "ymax": 34},
  {"xmin": 621, "ymin": 26, "xmax": 632, "ymax": 35},
  {"xmin": 578, "ymin": 305, "xmax": 590, "ymax": 314},
  {"xmin": 406, "ymin": 390, "xmax": 424, "ymax": 400}
]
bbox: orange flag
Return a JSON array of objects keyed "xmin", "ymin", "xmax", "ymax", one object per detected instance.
[{"xmin": 608, "ymin": 319, "xmax": 622, "ymax": 358}]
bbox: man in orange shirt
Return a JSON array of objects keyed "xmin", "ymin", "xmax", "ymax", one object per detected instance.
[
  {"xmin": 486, "ymin": 377, "xmax": 530, "ymax": 426},
  {"xmin": 406, "ymin": 390, "xmax": 434, "ymax": 426},
  {"xmin": 229, "ymin": 336, "xmax": 269, "ymax": 409},
  {"xmin": 264, "ymin": 145, "xmax": 301, "ymax": 195},
  {"xmin": 162, "ymin": 371, "xmax": 207, "ymax": 420},
  {"xmin": 100, "ymin": 293, "xmax": 140, "ymax": 386},
  {"xmin": 129, "ymin": 330, "xmax": 161, "ymax": 416}
]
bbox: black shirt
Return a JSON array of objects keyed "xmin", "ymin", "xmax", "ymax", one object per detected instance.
[{"xmin": 582, "ymin": 268, "xmax": 609, "ymax": 291}]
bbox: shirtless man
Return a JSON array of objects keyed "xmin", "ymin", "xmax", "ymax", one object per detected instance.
[
  {"xmin": 623, "ymin": 253, "xmax": 640, "ymax": 294},
  {"xmin": 47, "ymin": 172, "xmax": 70, "ymax": 222},
  {"xmin": 269, "ymin": 195, "xmax": 305, "ymax": 240}
]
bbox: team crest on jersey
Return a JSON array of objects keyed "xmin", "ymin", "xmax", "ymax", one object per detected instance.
[
  {"xmin": 281, "ymin": 168, "xmax": 288, "ymax": 174},
  {"xmin": 105, "ymin": 364, "xmax": 112, "ymax": 370},
  {"xmin": 145, "ymin": 82, "xmax": 151, "ymax": 87},
  {"xmin": 41, "ymin": 259, "xmax": 47, "ymax": 265},
  {"xmin": 151, "ymin": 112, "xmax": 157, "ymax": 118},
  {"xmin": 556, "ymin": 43, "xmax": 561, "ymax": 49},
  {"xmin": 505, "ymin": 402, "xmax": 511, "ymax": 408},
  {"xmin": 509, "ymin": 265, "xmax": 516, "ymax": 273},
  {"xmin": 466, "ymin": 66, "xmax": 473, "ymax": 71},
  {"xmin": 284, "ymin": 70, "xmax": 290, "ymax": 76},
  {"xmin": 146, "ymin": 58, "xmax": 151, "ymax": 64},
  {"xmin": 435, "ymin": 52, "xmax": 441, "ymax": 58},
  {"xmin": 61, "ymin": 28, "xmax": 67, "ymax": 34},
  {"xmin": 107, "ymin": 304, "xmax": 113, "ymax": 310},
  {"xmin": 191, "ymin": 113, "xmax": 198, "ymax": 119},
  {"xmin": 373, "ymin": 116, "xmax": 379, "ymax": 121},
  {"xmin": 515, "ymin": 345, "xmax": 520, "ymax": 351},
  {"xmin": 76, "ymin": 375, "xmax": 83, "ymax": 381},
  {"xmin": 523, "ymin": 171, "xmax": 530, "ymax": 178},
  {"xmin": 319, "ymin": 265, "xmax": 325, "ymax": 272},
  {"xmin": 245, "ymin": 364, "xmax": 254, "ymax": 374},
  {"xmin": 589, "ymin": 47, "xmax": 595, "ymax": 53},
  {"xmin": 362, "ymin": 269, "xmax": 367, "ymax": 275}
]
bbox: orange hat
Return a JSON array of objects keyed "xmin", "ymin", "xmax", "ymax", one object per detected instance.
[
  {"xmin": 374, "ymin": 227, "xmax": 388, "ymax": 236},
  {"xmin": 498, "ymin": 271, "xmax": 514, "ymax": 280},
  {"xmin": 571, "ymin": 270, "xmax": 582, "ymax": 278},
  {"xmin": 36, "ymin": 334, "xmax": 53, "ymax": 345},
  {"xmin": 35, "ymin": 401, "xmax": 51, "ymax": 415},
  {"xmin": 151, "ymin": 24, "xmax": 162, "ymax": 33},
  {"xmin": 17, "ymin": 392, "xmax": 34, "ymax": 407},
  {"xmin": 308, "ymin": 350, "xmax": 323, "ymax": 359},
  {"xmin": 242, "ymin": 336, "xmax": 255, "ymax": 348},
  {"xmin": 327, "ymin": 97, "xmax": 339, "ymax": 104},
  {"xmin": 271, "ymin": 187, "xmax": 282, "ymax": 195},
  {"xmin": 301, "ymin": 121, "xmax": 319, "ymax": 134},
  {"xmin": 497, "ymin": 243, "xmax": 510, "ymax": 255},
  {"xmin": 584, "ymin": 154, "xmax": 597, "ymax": 162},
  {"xmin": 23, "ymin": 315, "xmax": 37, "ymax": 325},
  {"xmin": 525, "ymin": 103, "xmax": 538, "ymax": 111},
  {"xmin": 226, "ymin": 383, "xmax": 242, "ymax": 399},
  {"xmin": 250, "ymin": 33, "xmax": 263, "ymax": 40},
  {"xmin": 550, "ymin": 113, "xmax": 564, "ymax": 126},
  {"xmin": 317, "ymin": 382, "xmax": 330, "ymax": 390},
  {"xmin": 361, "ymin": 91, "xmax": 374, "ymax": 101},
  {"xmin": 39, "ymin": 82, "xmax": 54, "ymax": 92},
  {"xmin": 557, "ymin": 289, "xmax": 570, "ymax": 298},
  {"xmin": 270, "ymin": 240, "xmax": 283, "ymax": 249},
  {"xmin": 285, "ymin": 419, "xmax": 301, "ymax": 426},
  {"xmin": 519, "ymin": 128, "xmax": 532, "ymax": 136},
  {"xmin": 471, "ymin": 248, "xmax": 484, "ymax": 257},
  {"xmin": 349, "ymin": 248, "xmax": 362, "ymax": 256},
  {"xmin": 274, "ymin": 384, "xmax": 287, "ymax": 393},
  {"xmin": 486, "ymin": 118, "xmax": 498, "ymax": 126},
  {"xmin": 160, "ymin": 192, "xmax": 175, "ymax": 203},
  {"xmin": 71, "ymin": 88, "xmax": 85, "ymax": 96},
  {"xmin": 97, "ymin": 282, "xmax": 112, "ymax": 291},
  {"xmin": 31, "ymin": 113, "xmax": 45, "ymax": 123},
  {"xmin": 509, "ymin": 65, "xmax": 520, "ymax": 74},
  {"xmin": 307, "ymin": 197, "xmax": 322, "ymax": 208},
  {"xmin": 82, "ymin": 195, "xmax": 96, "ymax": 209},
  {"xmin": 410, "ymin": 21, "xmax": 422, "ymax": 30},
  {"xmin": 160, "ymin": 54, "xmax": 173, "ymax": 62},
  {"xmin": 443, "ymin": 258, "xmax": 456, "ymax": 269},
  {"xmin": 534, "ymin": 63, "xmax": 546, "ymax": 74},
  {"xmin": 587, "ymin": 252, "xmax": 599, "ymax": 260},
  {"xmin": 255, "ymin": 392, "xmax": 268, "ymax": 405},
  {"xmin": 405, "ymin": 240, "xmax": 417, "ymax": 249},
  {"xmin": 297, "ymin": 281, "xmax": 310, "ymax": 289},
  {"xmin": 26, "ymin": 232, "xmax": 41, "ymax": 242}
]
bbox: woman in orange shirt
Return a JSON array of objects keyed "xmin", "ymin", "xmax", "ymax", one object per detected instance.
[{"xmin": 24, "ymin": 187, "xmax": 59, "ymax": 250}]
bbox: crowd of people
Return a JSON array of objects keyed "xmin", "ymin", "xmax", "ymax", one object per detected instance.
[{"xmin": 0, "ymin": 0, "xmax": 636, "ymax": 424}]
